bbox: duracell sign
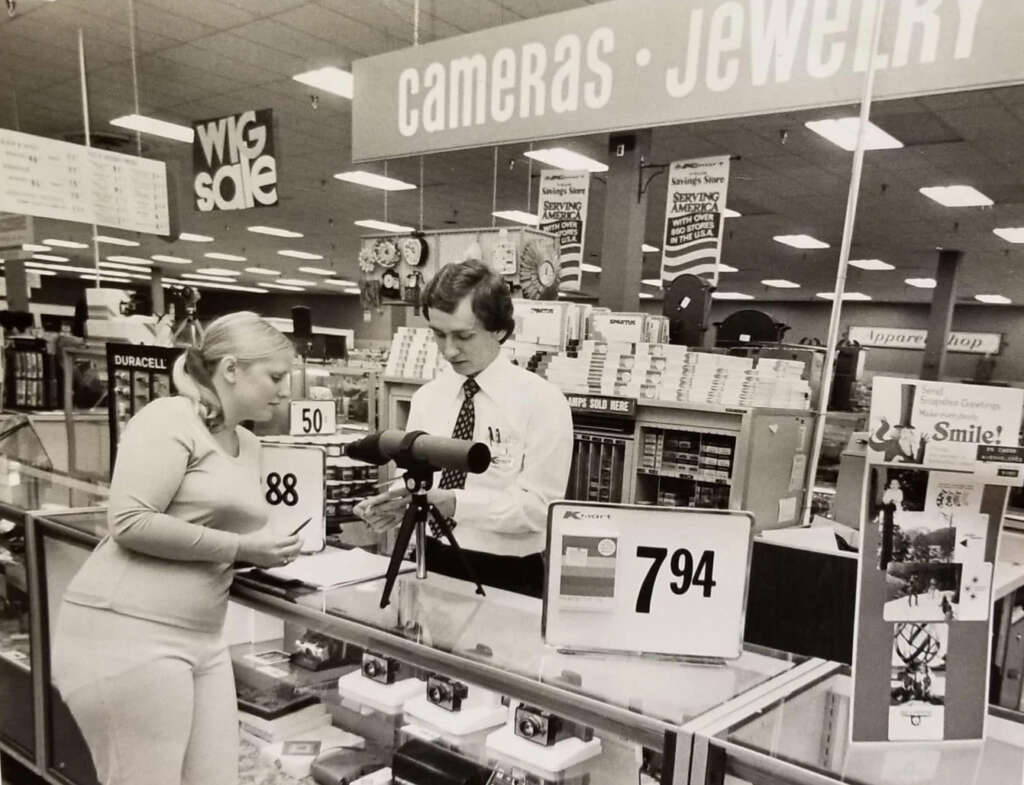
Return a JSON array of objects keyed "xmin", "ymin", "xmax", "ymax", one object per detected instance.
[
  {"xmin": 193, "ymin": 109, "xmax": 278, "ymax": 212},
  {"xmin": 352, "ymin": 0, "xmax": 1014, "ymax": 161}
]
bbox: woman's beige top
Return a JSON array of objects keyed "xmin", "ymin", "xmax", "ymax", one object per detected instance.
[{"xmin": 63, "ymin": 396, "xmax": 268, "ymax": 632}]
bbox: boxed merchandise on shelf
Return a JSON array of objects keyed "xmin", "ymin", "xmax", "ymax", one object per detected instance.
[{"xmin": 384, "ymin": 327, "xmax": 446, "ymax": 380}]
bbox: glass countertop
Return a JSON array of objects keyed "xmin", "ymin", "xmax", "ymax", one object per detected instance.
[
  {"xmin": 717, "ymin": 669, "xmax": 1024, "ymax": 785},
  {"xmin": 0, "ymin": 459, "xmax": 107, "ymax": 515},
  {"xmin": 299, "ymin": 571, "xmax": 805, "ymax": 726}
]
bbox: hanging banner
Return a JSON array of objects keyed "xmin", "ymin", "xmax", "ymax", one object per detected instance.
[
  {"xmin": 849, "ymin": 326, "xmax": 1002, "ymax": 355},
  {"xmin": 660, "ymin": 156, "xmax": 730, "ymax": 284},
  {"xmin": 351, "ymin": 0, "xmax": 1021, "ymax": 161},
  {"xmin": 193, "ymin": 109, "xmax": 278, "ymax": 212},
  {"xmin": 537, "ymin": 169, "xmax": 590, "ymax": 291}
]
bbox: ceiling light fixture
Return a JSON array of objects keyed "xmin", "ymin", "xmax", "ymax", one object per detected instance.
[
  {"xmin": 204, "ymin": 252, "xmax": 247, "ymax": 262},
  {"xmin": 100, "ymin": 261, "xmax": 151, "ymax": 273},
  {"xmin": 816, "ymin": 291, "xmax": 872, "ymax": 300},
  {"xmin": 919, "ymin": 185, "xmax": 993, "ymax": 207},
  {"xmin": 994, "ymin": 227, "xmax": 1024, "ymax": 243},
  {"xmin": 31, "ymin": 253, "xmax": 69, "ymax": 262},
  {"xmin": 262, "ymin": 282, "xmax": 305, "ymax": 292},
  {"xmin": 642, "ymin": 244, "xmax": 660, "ymax": 253},
  {"xmin": 247, "ymin": 226, "xmax": 304, "ymax": 238},
  {"xmin": 164, "ymin": 277, "xmax": 267, "ymax": 294},
  {"xmin": 79, "ymin": 273, "xmax": 133, "ymax": 284},
  {"xmin": 333, "ymin": 171, "xmax": 417, "ymax": 191},
  {"xmin": 905, "ymin": 278, "xmax": 936, "ymax": 288},
  {"xmin": 639, "ymin": 292, "xmax": 655, "ymax": 299},
  {"xmin": 178, "ymin": 233, "xmax": 214, "ymax": 243},
  {"xmin": 21, "ymin": 243, "xmax": 51, "ymax": 252},
  {"xmin": 523, "ymin": 147, "xmax": 608, "ymax": 173},
  {"xmin": 723, "ymin": 208, "xmax": 742, "ymax": 218},
  {"xmin": 580, "ymin": 263, "xmax": 601, "ymax": 273},
  {"xmin": 106, "ymin": 255, "xmax": 153, "ymax": 265},
  {"xmin": 299, "ymin": 266, "xmax": 336, "ymax": 276},
  {"xmin": 717, "ymin": 263, "xmax": 739, "ymax": 273},
  {"xmin": 151, "ymin": 255, "xmax": 192, "ymax": 265},
  {"xmin": 182, "ymin": 273, "xmax": 239, "ymax": 284},
  {"xmin": 354, "ymin": 219, "xmax": 415, "ymax": 233},
  {"xmin": 292, "ymin": 66, "xmax": 354, "ymax": 98},
  {"xmin": 340, "ymin": 288, "xmax": 362, "ymax": 295},
  {"xmin": 277, "ymin": 250, "xmax": 324, "ymax": 260},
  {"xmin": 110, "ymin": 114, "xmax": 194, "ymax": 143},
  {"xmin": 95, "ymin": 235, "xmax": 140, "ymax": 247},
  {"xmin": 196, "ymin": 267, "xmax": 239, "ymax": 276},
  {"xmin": 712, "ymin": 292, "xmax": 755, "ymax": 300},
  {"xmin": 774, "ymin": 234, "xmax": 830, "ymax": 249},
  {"xmin": 323, "ymin": 278, "xmax": 358, "ymax": 286},
  {"xmin": 491, "ymin": 210, "xmax": 540, "ymax": 226},
  {"xmin": 245, "ymin": 267, "xmax": 281, "ymax": 276},
  {"xmin": 804, "ymin": 118, "xmax": 904, "ymax": 151},
  {"xmin": 276, "ymin": 278, "xmax": 316, "ymax": 286},
  {"xmin": 975, "ymin": 294, "xmax": 1012, "ymax": 304},
  {"xmin": 761, "ymin": 279, "xmax": 801, "ymax": 288},
  {"xmin": 43, "ymin": 238, "xmax": 89, "ymax": 249},
  {"xmin": 848, "ymin": 258, "xmax": 894, "ymax": 270},
  {"xmin": 641, "ymin": 278, "xmax": 663, "ymax": 287},
  {"xmin": 27, "ymin": 261, "xmax": 92, "ymax": 274}
]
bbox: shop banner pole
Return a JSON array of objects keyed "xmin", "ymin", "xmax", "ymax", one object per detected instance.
[
  {"xmin": 802, "ymin": 0, "xmax": 887, "ymax": 525},
  {"xmin": 77, "ymin": 30, "xmax": 102, "ymax": 287}
]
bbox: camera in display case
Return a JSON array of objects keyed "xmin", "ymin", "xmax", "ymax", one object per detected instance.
[
  {"xmin": 513, "ymin": 705, "xmax": 575, "ymax": 747},
  {"xmin": 426, "ymin": 674, "xmax": 469, "ymax": 713},
  {"xmin": 361, "ymin": 651, "xmax": 399, "ymax": 684}
]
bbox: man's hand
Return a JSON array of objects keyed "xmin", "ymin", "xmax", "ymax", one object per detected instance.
[
  {"xmin": 427, "ymin": 489, "xmax": 456, "ymax": 520},
  {"xmin": 354, "ymin": 488, "xmax": 409, "ymax": 535}
]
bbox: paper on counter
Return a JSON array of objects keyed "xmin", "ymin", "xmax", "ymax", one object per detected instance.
[{"xmin": 263, "ymin": 546, "xmax": 413, "ymax": 588}]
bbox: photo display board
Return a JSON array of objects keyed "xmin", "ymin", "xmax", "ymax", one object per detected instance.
[{"xmin": 543, "ymin": 502, "xmax": 752, "ymax": 659}]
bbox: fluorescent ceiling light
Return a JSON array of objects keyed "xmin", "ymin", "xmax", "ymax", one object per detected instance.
[
  {"xmin": 523, "ymin": 147, "xmax": 608, "ymax": 173},
  {"xmin": 816, "ymin": 291, "xmax": 872, "ymax": 300},
  {"xmin": 111, "ymin": 113, "xmax": 194, "ymax": 143},
  {"xmin": 95, "ymin": 235, "xmax": 140, "ymax": 247},
  {"xmin": 717, "ymin": 263, "xmax": 739, "ymax": 273},
  {"xmin": 641, "ymin": 244, "xmax": 660, "ymax": 253},
  {"xmin": 43, "ymin": 238, "xmax": 88, "ymax": 249},
  {"xmin": 761, "ymin": 279, "xmax": 800, "ymax": 288},
  {"xmin": 334, "ymin": 171, "xmax": 416, "ymax": 191},
  {"xmin": 30, "ymin": 269, "xmax": 57, "ymax": 276},
  {"xmin": 975, "ymin": 294, "xmax": 1011, "ymax": 304},
  {"xmin": 164, "ymin": 277, "xmax": 267, "ymax": 294},
  {"xmin": 262, "ymin": 282, "xmax": 305, "ymax": 292},
  {"xmin": 178, "ymin": 233, "xmax": 214, "ymax": 243},
  {"xmin": 919, "ymin": 185, "xmax": 993, "ymax": 207},
  {"xmin": 723, "ymin": 208, "xmax": 742, "ymax": 218},
  {"xmin": 204, "ymin": 252, "xmax": 247, "ymax": 262},
  {"xmin": 79, "ymin": 273, "xmax": 132, "ymax": 283},
  {"xmin": 293, "ymin": 66, "xmax": 354, "ymax": 98},
  {"xmin": 340, "ymin": 288, "xmax": 361, "ymax": 295},
  {"xmin": 994, "ymin": 227, "xmax": 1024, "ymax": 243},
  {"xmin": 277, "ymin": 250, "xmax": 323, "ymax": 260},
  {"xmin": 849, "ymin": 258, "xmax": 894, "ymax": 270},
  {"xmin": 22, "ymin": 243, "xmax": 51, "ymax": 252},
  {"xmin": 712, "ymin": 292, "xmax": 754, "ymax": 300},
  {"xmin": 639, "ymin": 292, "xmax": 655, "ymax": 299},
  {"xmin": 354, "ymin": 219, "xmax": 414, "ymax": 233},
  {"xmin": 196, "ymin": 267, "xmax": 239, "ymax": 276},
  {"xmin": 277, "ymin": 278, "xmax": 315, "ymax": 286},
  {"xmin": 642, "ymin": 278, "xmax": 663, "ymax": 287},
  {"xmin": 107, "ymin": 255, "xmax": 152, "ymax": 265},
  {"xmin": 299, "ymin": 266, "xmax": 336, "ymax": 276},
  {"xmin": 32, "ymin": 253, "xmax": 69, "ymax": 262},
  {"xmin": 100, "ymin": 261, "xmax": 151, "ymax": 273},
  {"xmin": 323, "ymin": 278, "xmax": 357, "ymax": 286},
  {"xmin": 774, "ymin": 234, "xmax": 830, "ymax": 249},
  {"xmin": 27, "ymin": 261, "xmax": 92, "ymax": 274},
  {"xmin": 804, "ymin": 118, "xmax": 903, "ymax": 151},
  {"xmin": 247, "ymin": 226, "xmax": 303, "ymax": 238},
  {"xmin": 491, "ymin": 210, "xmax": 539, "ymax": 226},
  {"xmin": 905, "ymin": 278, "xmax": 936, "ymax": 289},
  {"xmin": 245, "ymin": 267, "xmax": 281, "ymax": 276},
  {"xmin": 580, "ymin": 263, "xmax": 601, "ymax": 273},
  {"xmin": 151, "ymin": 254, "xmax": 192, "ymax": 265},
  {"xmin": 182, "ymin": 273, "xmax": 238, "ymax": 283}
]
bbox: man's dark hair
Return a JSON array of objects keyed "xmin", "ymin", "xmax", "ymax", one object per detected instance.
[{"xmin": 422, "ymin": 260, "xmax": 515, "ymax": 341}]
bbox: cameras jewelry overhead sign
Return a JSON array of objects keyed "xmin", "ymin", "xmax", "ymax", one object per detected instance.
[{"xmin": 351, "ymin": 0, "xmax": 1021, "ymax": 160}]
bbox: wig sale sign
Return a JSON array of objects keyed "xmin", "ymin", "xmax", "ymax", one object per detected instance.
[{"xmin": 193, "ymin": 109, "xmax": 278, "ymax": 212}]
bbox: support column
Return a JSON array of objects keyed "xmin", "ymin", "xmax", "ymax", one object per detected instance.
[
  {"xmin": 150, "ymin": 267, "xmax": 165, "ymax": 314},
  {"xmin": 598, "ymin": 130, "xmax": 652, "ymax": 312},
  {"xmin": 5, "ymin": 257, "xmax": 30, "ymax": 312},
  {"xmin": 920, "ymin": 249, "xmax": 962, "ymax": 381}
]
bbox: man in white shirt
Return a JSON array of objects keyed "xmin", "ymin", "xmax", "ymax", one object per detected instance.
[{"xmin": 355, "ymin": 260, "xmax": 573, "ymax": 596}]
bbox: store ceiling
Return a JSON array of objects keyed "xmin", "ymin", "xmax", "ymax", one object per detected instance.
[{"xmin": 2, "ymin": 0, "xmax": 1024, "ymax": 305}]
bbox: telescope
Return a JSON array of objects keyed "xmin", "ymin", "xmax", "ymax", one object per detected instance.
[{"xmin": 345, "ymin": 429, "xmax": 490, "ymax": 473}]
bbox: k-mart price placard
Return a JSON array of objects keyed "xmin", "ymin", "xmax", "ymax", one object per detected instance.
[
  {"xmin": 543, "ymin": 502, "xmax": 752, "ymax": 659},
  {"xmin": 289, "ymin": 400, "xmax": 337, "ymax": 436},
  {"xmin": 260, "ymin": 443, "xmax": 325, "ymax": 554}
]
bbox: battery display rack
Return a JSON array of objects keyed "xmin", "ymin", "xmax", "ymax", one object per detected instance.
[
  {"xmin": 4, "ymin": 338, "xmax": 54, "ymax": 410},
  {"xmin": 636, "ymin": 426, "xmax": 735, "ymax": 509}
]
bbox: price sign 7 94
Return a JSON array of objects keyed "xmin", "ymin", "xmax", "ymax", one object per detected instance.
[{"xmin": 634, "ymin": 546, "xmax": 716, "ymax": 613}]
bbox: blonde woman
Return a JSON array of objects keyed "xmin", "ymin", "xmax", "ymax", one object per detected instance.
[{"xmin": 52, "ymin": 312, "xmax": 302, "ymax": 785}]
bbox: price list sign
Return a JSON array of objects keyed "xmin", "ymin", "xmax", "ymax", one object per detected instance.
[
  {"xmin": 543, "ymin": 502, "xmax": 752, "ymax": 659},
  {"xmin": 0, "ymin": 128, "xmax": 169, "ymax": 235}
]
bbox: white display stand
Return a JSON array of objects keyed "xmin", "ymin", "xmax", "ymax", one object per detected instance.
[
  {"xmin": 403, "ymin": 690, "xmax": 508, "ymax": 736},
  {"xmin": 485, "ymin": 723, "xmax": 602, "ymax": 780},
  {"xmin": 337, "ymin": 670, "xmax": 422, "ymax": 715}
]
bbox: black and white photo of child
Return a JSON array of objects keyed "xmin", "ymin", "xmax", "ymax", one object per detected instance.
[
  {"xmin": 871, "ymin": 468, "xmax": 932, "ymax": 570},
  {"xmin": 889, "ymin": 622, "xmax": 947, "ymax": 741}
]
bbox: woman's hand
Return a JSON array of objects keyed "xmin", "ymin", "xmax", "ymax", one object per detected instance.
[{"xmin": 237, "ymin": 531, "xmax": 303, "ymax": 568}]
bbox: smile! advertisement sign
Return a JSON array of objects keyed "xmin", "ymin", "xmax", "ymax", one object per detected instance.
[{"xmin": 193, "ymin": 109, "xmax": 278, "ymax": 212}]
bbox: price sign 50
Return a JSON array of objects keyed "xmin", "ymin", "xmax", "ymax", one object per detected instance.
[
  {"xmin": 635, "ymin": 546, "xmax": 716, "ymax": 613},
  {"xmin": 289, "ymin": 400, "xmax": 337, "ymax": 436}
]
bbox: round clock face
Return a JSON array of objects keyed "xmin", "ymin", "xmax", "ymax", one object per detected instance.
[{"xmin": 537, "ymin": 260, "xmax": 557, "ymax": 287}]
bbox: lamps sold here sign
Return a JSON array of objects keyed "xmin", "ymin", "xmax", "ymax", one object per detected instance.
[{"xmin": 352, "ymin": 0, "xmax": 1022, "ymax": 161}]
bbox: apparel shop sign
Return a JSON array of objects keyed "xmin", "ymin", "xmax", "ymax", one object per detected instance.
[
  {"xmin": 849, "ymin": 326, "xmax": 1001, "ymax": 355},
  {"xmin": 351, "ymin": 0, "xmax": 1020, "ymax": 161},
  {"xmin": 537, "ymin": 169, "xmax": 590, "ymax": 291},
  {"xmin": 193, "ymin": 109, "xmax": 278, "ymax": 212}
]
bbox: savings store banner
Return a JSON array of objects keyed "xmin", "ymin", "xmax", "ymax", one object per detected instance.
[
  {"xmin": 193, "ymin": 109, "xmax": 278, "ymax": 212},
  {"xmin": 352, "ymin": 0, "xmax": 1023, "ymax": 161},
  {"xmin": 537, "ymin": 169, "xmax": 590, "ymax": 292}
]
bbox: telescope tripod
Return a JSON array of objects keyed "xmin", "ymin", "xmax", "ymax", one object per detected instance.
[{"xmin": 379, "ymin": 459, "xmax": 486, "ymax": 609}]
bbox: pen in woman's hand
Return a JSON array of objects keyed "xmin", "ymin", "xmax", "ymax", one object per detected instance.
[{"xmin": 290, "ymin": 517, "xmax": 313, "ymax": 536}]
